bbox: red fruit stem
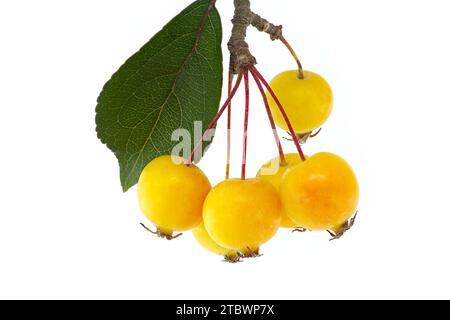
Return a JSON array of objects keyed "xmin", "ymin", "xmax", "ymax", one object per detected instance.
[
  {"xmin": 187, "ymin": 72, "xmax": 244, "ymax": 165},
  {"xmin": 225, "ymin": 71, "xmax": 234, "ymax": 179},
  {"xmin": 249, "ymin": 69, "xmax": 287, "ymax": 165},
  {"xmin": 241, "ymin": 68, "xmax": 250, "ymax": 180},
  {"xmin": 249, "ymin": 66, "xmax": 306, "ymax": 161}
]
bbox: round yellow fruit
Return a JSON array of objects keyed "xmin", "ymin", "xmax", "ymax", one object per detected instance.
[
  {"xmin": 256, "ymin": 153, "xmax": 306, "ymax": 228},
  {"xmin": 138, "ymin": 155, "xmax": 211, "ymax": 235},
  {"xmin": 280, "ymin": 152, "xmax": 359, "ymax": 231},
  {"xmin": 203, "ymin": 179, "xmax": 281, "ymax": 254},
  {"xmin": 192, "ymin": 222, "xmax": 239, "ymax": 261},
  {"xmin": 267, "ymin": 70, "xmax": 333, "ymax": 134}
]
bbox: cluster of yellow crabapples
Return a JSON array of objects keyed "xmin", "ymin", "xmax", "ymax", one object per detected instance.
[{"xmin": 138, "ymin": 65, "xmax": 359, "ymax": 263}]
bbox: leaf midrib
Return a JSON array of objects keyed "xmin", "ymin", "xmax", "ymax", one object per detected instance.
[{"xmin": 126, "ymin": 1, "xmax": 218, "ymax": 182}]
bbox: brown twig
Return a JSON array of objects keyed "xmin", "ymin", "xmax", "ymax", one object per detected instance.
[
  {"xmin": 228, "ymin": 2, "xmax": 304, "ymax": 79},
  {"xmin": 249, "ymin": 12, "xmax": 283, "ymax": 40},
  {"xmin": 228, "ymin": 0, "xmax": 257, "ymax": 74}
]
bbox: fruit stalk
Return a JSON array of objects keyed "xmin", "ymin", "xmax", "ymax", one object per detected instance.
[
  {"xmin": 250, "ymin": 69, "xmax": 287, "ymax": 165},
  {"xmin": 225, "ymin": 71, "xmax": 234, "ymax": 179},
  {"xmin": 279, "ymin": 35, "xmax": 304, "ymax": 79},
  {"xmin": 188, "ymin": 72, "xmax": 244, "ymax": 165},
  {"xmin": 241, "ymin": 69, "xmax": 250, "ymax": 179},
  {"xmin": 249, "ymin": 66, "xmax": 306, "ymax": 161}
]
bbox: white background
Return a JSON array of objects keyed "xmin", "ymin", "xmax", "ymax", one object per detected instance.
[{"xmin": 1, "ymin": 0, "xmax": 450, "ymax": 300}]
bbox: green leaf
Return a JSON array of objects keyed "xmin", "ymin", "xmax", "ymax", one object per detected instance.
[{"xmin": 96, "ymin": 0, "xmax": 223, "ymax": 191}]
